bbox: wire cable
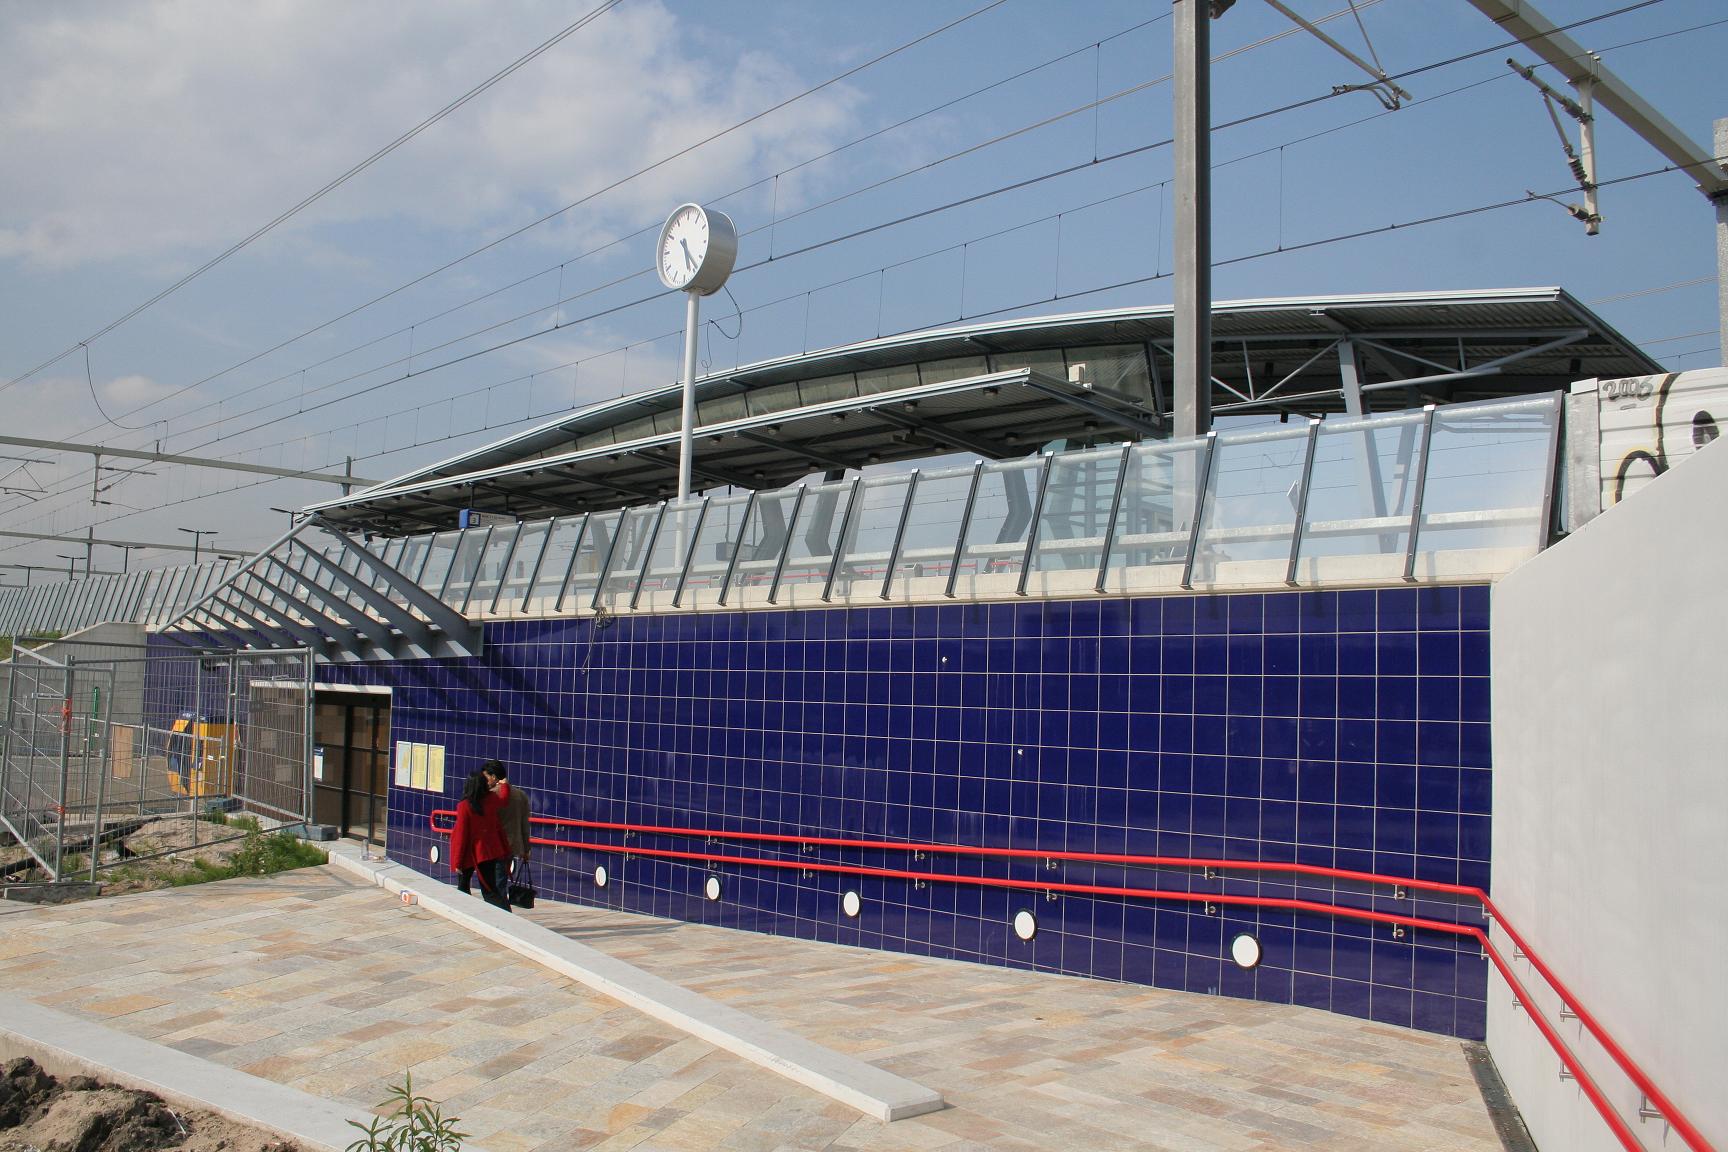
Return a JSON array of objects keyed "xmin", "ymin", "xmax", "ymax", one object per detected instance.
[{"xmin": 0, "ymin": 0, "xmax": 630, "ymax": 394}]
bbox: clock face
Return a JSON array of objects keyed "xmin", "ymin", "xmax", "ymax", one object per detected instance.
[{"xmin": 658, "ymin": 205, "xmax": 709, "ymax": 290}]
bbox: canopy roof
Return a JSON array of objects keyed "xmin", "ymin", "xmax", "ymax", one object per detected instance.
[{"xmin": 310, "ymin": 287, "xmax": 1656, "ymax": 535}]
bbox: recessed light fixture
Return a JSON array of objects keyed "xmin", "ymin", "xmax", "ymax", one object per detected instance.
[
  {"xmin": 842, "ymin": 890, "xmax": 862, "ymax": 918},
  {"xmin": 428, "ymin": 845, "xmax": 441, "ymax": 865},
  {"xmin": 1230, "ymin": 932, "xmax": 1262, "ymax": 970},
  {"xmin": 594, "ymin": 864, "xmax": 609, "ymax": 888},
  {"xmin": 704, "ymin": 875, "xmax": 722, "ymax": 901},
  {"xmin": 1013, "ymin": 910, "xmax": 1037, "ymax": 941}
]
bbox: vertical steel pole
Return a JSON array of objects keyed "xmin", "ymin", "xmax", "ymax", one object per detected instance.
[
  {"xmin": 1717, "ymin": 119, "xmax": 1728, "ymax": 365},
  {"xmin": 0, "ymin": 658, "xmax": 16, "ymax": 832},
  {"xmin": 1016, "ymin": 456, "xmax": 1056, "ymax": 596},
  {"xmin": 89, "ymin": 670, "xmax": 112, "ymax": 883},
  {"xmin": 55, "ymin": 660, "xmax": 72, "ymax": 880},
  {"xmin": 678, "ymin": 290, "xmax": 701, "ymax": 501},
  {"xmin": 1172, "ymin": 0, "xmax": 1214, "ymax": 439},
  {"xmin": 301, "ymin": 650, "xmax": 314, "ymax": 835}
]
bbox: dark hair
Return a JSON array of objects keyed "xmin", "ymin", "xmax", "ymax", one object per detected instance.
[
  {"xmin": 482, "ymin": 758, "xmax": 508, "ymax": 780},
  {"xmin": 462, "ymin": 771, "xmax": 491, "ymax": 812}
]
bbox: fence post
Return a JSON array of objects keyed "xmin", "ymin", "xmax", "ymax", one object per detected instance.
[
  {"xmin": 301, "ymin": 649, "xmax": 315, "ymax": 834},
  {"xmin": 0, "ymin": 654, "xmax": 16, "ymax": 831},
  {"xmin": 55, "ymin": 659, "xmax": 73, "ymax": 880},
  {"xmin": 226, "ymin": 652, "xmax": 240, "ymax": 813},
  {"xmin": 89, "ymin": 670, "xmax": 112, "ymax": 883}
]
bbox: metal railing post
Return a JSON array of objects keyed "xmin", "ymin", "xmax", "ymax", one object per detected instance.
[
  {"xmin": 1402, "ymin": 405, "xmax": 1438, "ymax": 582},
  {"xmin": 879, "ymin": 473, "xmax": 920, "ymax": 601},
  {"xmin": 0, "ymin": 657, "xmax": 16, "ymax": 834},
  {"xmin": 487, "ymin": 522, "xmax": 527, "ymax": 616},
  {"xmin": 673, "ymin": 499, "xmax": 712, "ymax": 608},
  {"xmin": 1016, "ymin": 455, "xmax": 1056, "ymax": 596},
  {"xmin": 717, "ymin": 492, "xmax": 758, "ymax": 607},
  {"xmin": 1094, "ymin": 444, "xmax": 1134, "ymax": 594},
  {"xmin": 588, "ymin": 513, "xmax": 629, "ymax": 611},
  {"xmin": 553, "ymin": 514, "xmax": 593, "ymax": 613},
  {"xmin": 300, "ymin": 650, "xmax": 314, "ymax": 835},
  {"xmin": 630, "ymin": 502, "xmax": 671, "ymax": 611},
  {"xmin": 821, "ymin": 478, "xmax": 864, "ymax": 603},
  {"xmin": 1285, "ymin": 419, "xmax": 1322, "ymax": 586},
  {"xmin": 518, "ymin": 520, "xmax": 558, "ymax": 614},
  {"xmin": 946, "ymin": 461, "xmax": 985, "ymax": 599},
  {"xmin": 767, "ymin": 488, "xmax": 808, "ymax": 605},
  {"xmin": 1180, "ymin": 433, "xmax": 1218, "ymax": 591}
]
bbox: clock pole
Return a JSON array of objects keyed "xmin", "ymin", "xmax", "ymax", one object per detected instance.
[{"xmin": 678, "ymin": 288, "xmax": 700, "ymax": 501}]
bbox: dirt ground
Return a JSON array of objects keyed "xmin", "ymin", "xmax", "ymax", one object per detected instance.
[
  {"xmin": 91, "ymin": 819, "xmax": 254, "ymax": 897},
  {"xmin": 0, "ymin": 1058, "xmax": 299, "ymax": 1152}
]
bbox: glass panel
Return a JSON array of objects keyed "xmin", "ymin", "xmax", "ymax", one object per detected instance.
[
  {"xmin": 417, "ymin": 532, "xmax": 462, "ymax": 599},
  {"xmin": 1419, "ymin": 395, "xmax": 1558, "ymax": 554},
  {"xmin": 496, "ymin": 520, "xmax": 549, "ymax": 612},
  {"xmin": 728, "ymin": 489, "xmax": 800, "ymax": 596},
  {"xmin": 856, "ymin": 364, "xmax": 921, "ymax": 396},
  {"xmin": 395, "ymin": 534, "xmax": 432, "ymax": 584},
  {"xmin": 744, "ymin": 380, "xmax": 803, "ymax": 418},
  {"xmin": 678, "ymin": 495, "xmax": 753, "ymax": 600},
  {"xmin": 1192, "ymin": 426, "xmax": 1312, "ymax": 583},
  {"xmin": 596, "ymin": 505, "xmax": 664, "ymax": 606},
  {"xmin": 698, "ymin": 389, "xmax": 749, "ymax": 425},
  {"xmin": 989, "ymin": 349, "xmax": 1066, "ymax": 377},
  {"xmin": 952, "ymin": 457, "xmax": 1044, "ymax": 581},
  {"xmin": 561, "ymin": 510, "xmax": 624, "ymax": 608},
  {"xmin": 799, "ymin": 373, "xmax": 857, "ymax": 405},
  {"xmin": 1299, "ymin": 411, "xmax": 1426, "ymax": 562},
  {"xmin": 634, "ymin": 501, "xmax": 706, "ymax": 602},
  {"xmin": 886, "ymin": 467, "xmax": 974, "ymax": 589},
  {"xmin": 1031, "ymin": 446, "xmax": 1129, "ymax": 573},
  {"xmin": 920, "ymin": 356, "xmax": 989, "ymax": 385},
  {"xmin": 1107, "ymin": 439, "xmax": 1209, "ymax": 572},
  {"xmin": 525, "ymin": 516, "xmax": 585, "ymax": 613},
  {"xmin": 465, "ymin": 523, "xmax": 520, "ymax": 612},
  {"xmin": 1067, "ymin": 344, "xmax": 1152, "ymax": 404},
  {"xmin": 441, "ymin": 527, "xmax": 492, "ymax": 604},
  {"xmin": 775, "ymin": 480, "xmax": 856, "ymax": 593}
]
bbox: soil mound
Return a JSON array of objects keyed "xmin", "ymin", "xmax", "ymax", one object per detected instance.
[{"xmin": 0, "ymin": 1059, "xmax": 299, "ymax": 1152}]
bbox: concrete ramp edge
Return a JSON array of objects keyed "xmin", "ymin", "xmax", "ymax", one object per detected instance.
[
  {"xmin": 324, "ymin": 843, "xmax": 945, "ymax": 1123},
  {"xmin": 0, "ymin": 999, "xmax": 405, "ymax": 1152}
]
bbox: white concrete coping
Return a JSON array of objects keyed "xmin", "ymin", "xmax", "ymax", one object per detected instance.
[
  {"xmin": 0, "ymin": 1000, "xmax": 398, "ymax": 1152},
  {"xmin": 325, "ymin": 843, "xmax": 945, "ymax": 1123}
]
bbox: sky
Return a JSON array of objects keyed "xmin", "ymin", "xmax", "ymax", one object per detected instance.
[{"xmin": 0, "ymin": 0, "xmax": 1722, "ymax": 578}]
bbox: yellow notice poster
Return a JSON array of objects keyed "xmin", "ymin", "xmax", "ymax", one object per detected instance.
[
  {"xmin": 409, "ymin": 742, "xmax": 429, "ymax": 790},
  {"xmin": 426, "ymin": 745, "xmax": 446, "ymax": 793},
  {"xmin": 394, "ymin": 741, "xmax": 412, "ymax": 787}
]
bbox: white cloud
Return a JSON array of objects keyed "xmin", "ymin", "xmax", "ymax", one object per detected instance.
[{"xmin": 0, "ymin": 1, "xmax": 860, "ymax": 270}]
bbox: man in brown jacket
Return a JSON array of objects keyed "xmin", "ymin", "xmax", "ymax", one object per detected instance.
[{"xmin": 482, "ymin": 759, "xmax": 532, "ymax": 866}]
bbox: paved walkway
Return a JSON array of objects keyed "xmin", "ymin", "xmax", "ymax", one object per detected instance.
[{"xmin": 0, "ymin": 868, "xmax": 1502, "ymax": 1151}]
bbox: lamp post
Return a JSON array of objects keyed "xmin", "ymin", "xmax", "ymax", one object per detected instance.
[{"xmin": 177, "ymin": 528, "xmax": 217, "ymax": 564}]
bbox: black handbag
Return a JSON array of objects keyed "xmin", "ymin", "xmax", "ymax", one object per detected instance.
[{"xmin": 508, "ymin": 860, "xmax": 536, "ymax": 909}]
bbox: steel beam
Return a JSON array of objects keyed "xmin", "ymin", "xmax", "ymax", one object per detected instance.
[
  {"xmin": 0, "ymin": 434, "xmax": 375, "ymax": 486},
  {"xmin": 287, "ymin": 544, "xmax": 435, "ymax": 653},
  {"xmin": 1172, "ymin": 0, "xmax": 1214, "ymax": 439},
  {"xmin": 313, "ymin": 520, "xmax": 482, "ymax": 654}
]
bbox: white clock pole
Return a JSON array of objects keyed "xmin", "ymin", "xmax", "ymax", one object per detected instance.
[{"xmin": 678, "ymin": 288, "xmax": 700, "ymax": 501}]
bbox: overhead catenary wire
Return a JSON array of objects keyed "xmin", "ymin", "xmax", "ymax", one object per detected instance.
[{"xmin": 0, "ymin": 0, "xmax": 631, "ymax": 395}]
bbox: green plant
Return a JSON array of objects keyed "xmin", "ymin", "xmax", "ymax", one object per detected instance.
[
  {"xmin": 228, "ymin": 830, "xmax": 326, "ymax": 876},
  {"xmin": 346, "ymin": 1073, "xmax": 467, "ymax": 1152},
  {"xmin": 202, "ymin": 809, "xmax": 229, "ymax": 826}
]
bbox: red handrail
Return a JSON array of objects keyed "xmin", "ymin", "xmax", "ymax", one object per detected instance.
[{"xmin": 428, "ymin": 810, "xmax": 1709, "ymax": 1152}]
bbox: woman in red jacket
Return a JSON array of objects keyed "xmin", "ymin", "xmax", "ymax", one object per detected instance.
[{"xmin": 449, "ymin": 769, "xmax": 513, "ymax": 912}]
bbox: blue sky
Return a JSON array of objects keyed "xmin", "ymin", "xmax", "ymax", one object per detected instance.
[{"xmin": 0, "ymin": 0, "xmax": 1722, "ymax": 573}]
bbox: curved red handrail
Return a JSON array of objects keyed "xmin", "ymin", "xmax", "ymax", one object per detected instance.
[{"xmin": 428, "ymin": 809, "xmax": 1710, "ymax": 1152}]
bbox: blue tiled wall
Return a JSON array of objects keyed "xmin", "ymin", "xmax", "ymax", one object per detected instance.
[{"xmin": 326, "ymin": 585, "xmax": 1494, "ymax": 1039}]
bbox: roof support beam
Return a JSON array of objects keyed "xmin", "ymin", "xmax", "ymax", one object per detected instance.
[
  {"xmin": 1020, "ymin": 379, "xmax": 1164, "ymax": 441},
  {"xmin": 205, "ymin": 595, "xmax": 315, "ymax": 655},
  {"xmin": 258, "ymin": 555, "xmax": 398, "ymax": 651},
  {"xmin": 228, "ymin": 584, "xmax": 354, "ymax": 657},
  {"xmin": 873, "ymin": 408, "xmax": 1012, "ymax": 460},
  {"xmin": 309, "ymin": 520, "xmax": 480, "ymax": 656},
  {"xmin": 238, "ymin": 569, "xmax": 372, "ymax": 658}
]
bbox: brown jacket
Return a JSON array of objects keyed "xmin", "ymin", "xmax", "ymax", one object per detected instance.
[{"xmin": 496, "ymin": 782, "xmax": 532, "ymax": 859}]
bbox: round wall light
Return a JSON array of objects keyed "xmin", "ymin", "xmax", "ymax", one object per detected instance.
[
  {"xmin": 1230, "ymin": 932, "xmax": 1263, "ymax": 970},
  {"xmin": 594, "ymin": 864, "xmax": 609, "ymax": 888},
  {"xmin": 1012, "ymin": 909, "xmax": 1038, "ymax": 942},
  {"xmin": 428, "ymin": 845, "xmax": 441, "ymax": 865},
  {"xmin": 704, "ymin": 875, "xmax": 723, "ymax": 901},
  {"xmin": 841, "ymin": 890, "xmax": 861, "ymax": 918}
]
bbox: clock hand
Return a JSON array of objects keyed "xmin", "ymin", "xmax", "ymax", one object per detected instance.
[{"xmin": 680, "ymin": 237, "xmax": 697, "ymax": 271}]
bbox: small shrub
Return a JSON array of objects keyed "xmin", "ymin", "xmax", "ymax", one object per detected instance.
[
  {"xmin": 228, "ymin": 830, "xmax": 326, "ymax": 877},
  {"xmin": 202, "ymin": 810, "xmax": 229, "ymax": 826},
  {"xmin": 347, "ymin": 1072, "xmax": 467, "ymax": 1152}
]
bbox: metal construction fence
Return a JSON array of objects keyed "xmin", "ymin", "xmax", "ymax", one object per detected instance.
[{"xmin": 0, "ymin": 639, "xmax": 312, "ymax": 883}]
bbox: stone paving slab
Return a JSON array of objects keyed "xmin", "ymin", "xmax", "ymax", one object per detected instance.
[{"xmin": 0, "ymin": 867, "xmax": 1503, "ymax": 1150}]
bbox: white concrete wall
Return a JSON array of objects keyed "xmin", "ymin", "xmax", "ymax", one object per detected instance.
[{"xmin": 1489, "ymin": 438, "xmax": 1726, "ymax": 1151}]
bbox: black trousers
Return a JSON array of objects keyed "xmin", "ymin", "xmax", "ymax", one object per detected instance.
[{"xmin": 458, "ymin": 858, "xmax": 513, "ymax": 912}]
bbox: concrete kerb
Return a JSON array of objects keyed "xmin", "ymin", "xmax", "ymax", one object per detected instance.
[
  {"xmin": 323, "ymin": 842, "xmax": 946, "ymax": 1123},
  {"xmin": 0, "ymin": 1000, "xmax": 404, "ymax": 1152}
]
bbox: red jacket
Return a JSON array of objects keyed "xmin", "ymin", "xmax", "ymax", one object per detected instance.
[{"xmin": 449, "ymin": 795, "xmax": 510, "ymax": 872}]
